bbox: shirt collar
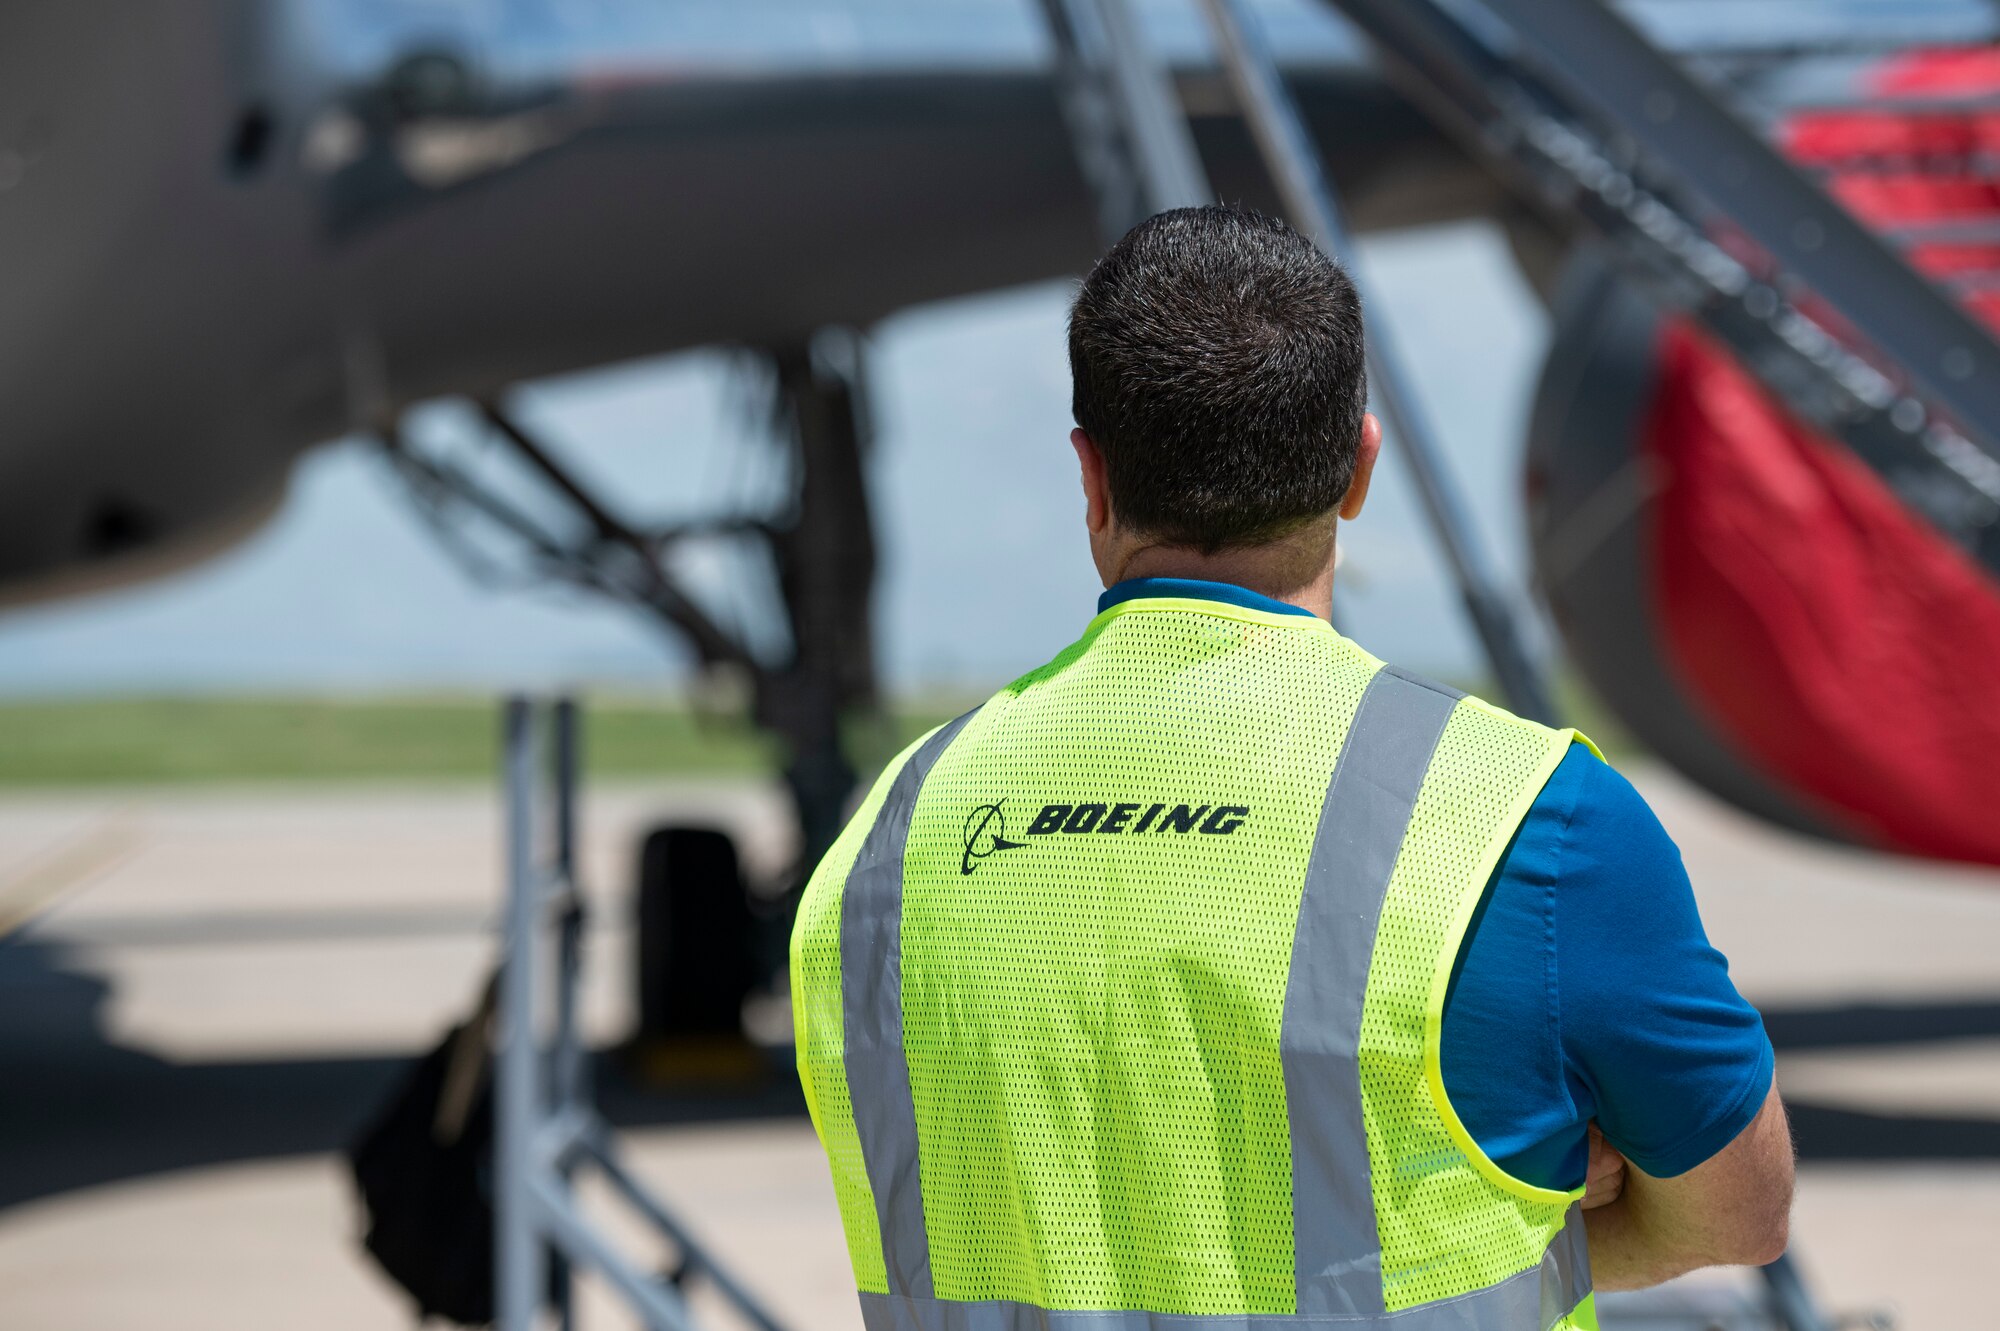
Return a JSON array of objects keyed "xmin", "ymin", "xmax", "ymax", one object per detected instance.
[{"xmin": 1096, "ymin": 577, "xmax": 1317, "ymax": 619}]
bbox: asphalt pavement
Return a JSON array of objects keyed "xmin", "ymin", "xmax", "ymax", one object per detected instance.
[{"xmin": 0, "ymin": 766, "xmax": 1994, "ymax": 1329}]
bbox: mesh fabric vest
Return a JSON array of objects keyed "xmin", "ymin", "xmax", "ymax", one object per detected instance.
[{"xmin": 792, "ymin": 596, "xmax": 1598, "ymax": 1330}]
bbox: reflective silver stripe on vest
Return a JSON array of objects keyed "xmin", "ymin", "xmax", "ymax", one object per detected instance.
[
  {"xmin": 1282, "ymin": 666, "xmax": 1462, "ymax": 1314},
  {"xmin": 855, "ymin": 1202, "xmax": 1589, "ymax": 1331},
  {"xmin": 842, "ymin": 709, "xmax": 980, "ymax": 1300},
  {"xmin": 1539, "ymin": 1206, "xmax": 1591, "ymax": 1330}
]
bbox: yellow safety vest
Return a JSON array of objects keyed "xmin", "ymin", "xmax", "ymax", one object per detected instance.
[{"xmin": 793, "ymin": 595, "xmax": 1598, "ymax": 1330}]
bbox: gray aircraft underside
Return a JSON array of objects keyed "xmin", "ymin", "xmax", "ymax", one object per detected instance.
[
  {"xmin": 8, "ymin": 0, "xmax": 1986, "ymax": 609},
  {"xmin": 0, "ymin": 1, "xmax": 1442, "ymax": 608}
]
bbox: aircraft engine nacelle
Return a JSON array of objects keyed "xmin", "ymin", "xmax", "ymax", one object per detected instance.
[
  {"xmin": 1530, "ymin": 43, "xmax": 2000, "ymax": 870},
  {"xmin": 1528, "ymin": 251, "xmax": 2000, "ymax": 868}
]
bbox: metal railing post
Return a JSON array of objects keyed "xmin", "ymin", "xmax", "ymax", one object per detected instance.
[
  {"xmin": 496, "ymin": 697, "xmax": 547, "ymax": 1331},
  {"xmin": 550, "ymin": 698, "xmax": 584, "ymax": 1330}
]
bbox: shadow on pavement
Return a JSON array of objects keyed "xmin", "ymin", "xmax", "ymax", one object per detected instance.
[
  {"xmin": 1764, "ymin": 998, "xmax": 2000, "ymax": 1050},
  {"xmin": 3, "ymin": 937, "xmax": 1994, "ymax": 1214},
  {"xmin": 0, "ymin": 935, "xmax": 802, "ymax": 1213},
  {"xmin": 1765, "ymin": 996, "xmax": 2000, "ymax": 1161}
]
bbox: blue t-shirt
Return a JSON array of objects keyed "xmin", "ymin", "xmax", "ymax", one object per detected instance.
[{"xmin": 1099, "ymin": 578, "xmax": 1774, "ymax": 1190}]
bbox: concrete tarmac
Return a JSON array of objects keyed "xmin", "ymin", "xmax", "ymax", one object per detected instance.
[{"xmin": 0, "ymin": 767, "xmax": 1995, "ymax": 1329}]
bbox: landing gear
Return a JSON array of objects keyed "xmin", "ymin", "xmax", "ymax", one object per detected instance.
[
  {"xmin": 630, "ymin": 825, "xmax": 761, "ymax": 1081},
  {"xmin": 382, "ymin": 326, "xmax": 883, "ymax": 1052},
  {"xmin": 761, "ymin": 332, "xmax": 878, "ymax": 880}
]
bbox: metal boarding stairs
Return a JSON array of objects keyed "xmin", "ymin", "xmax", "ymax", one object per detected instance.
[
  {"xmin": 492, "ymin": 699, "xmax": 792, "ymax": 1331},
  {"xmin": 487, "ymin": 3, "xmax": 2000, "ymax": 1328},
  {"xmin": 1328, "ymin": 0, "xmax": 2000, "ymax": 578}
]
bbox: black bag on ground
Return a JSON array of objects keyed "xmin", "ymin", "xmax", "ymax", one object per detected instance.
[{"xmin": 348, "ymin": 984, "xmax": 497, "ymax": 1325}]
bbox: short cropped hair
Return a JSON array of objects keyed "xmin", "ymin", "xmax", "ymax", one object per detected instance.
[{"xmin": 1067, "ymin": 205, "xmax": 1367, "ymax": 552}]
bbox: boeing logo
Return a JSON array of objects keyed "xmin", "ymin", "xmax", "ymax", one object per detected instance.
[
  {"xmin": 961, "ymin": 801, "xmax": 1027, "ymax": 875},
  {"xmin": 958, "ymin": 798, "xmax": 1252, "ymax": 874}
]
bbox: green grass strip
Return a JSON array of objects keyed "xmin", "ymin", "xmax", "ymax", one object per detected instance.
[{"xmin": 0, "ymin": 696, "xmax": 963, "ymax": 786}]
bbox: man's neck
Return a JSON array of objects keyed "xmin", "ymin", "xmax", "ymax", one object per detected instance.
[{"xmin": 1114, "ymin": 542, "xmax": 1336, "ymax": 622}]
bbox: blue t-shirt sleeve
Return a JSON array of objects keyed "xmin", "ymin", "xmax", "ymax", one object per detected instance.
[
  {"xmin": 1441, "ymin": 743, "xmax": 1774, "ymax": 1189},
  {"xmin": 1553, "ymin": 749, "xmax": 1774, "ymax": 1178}
]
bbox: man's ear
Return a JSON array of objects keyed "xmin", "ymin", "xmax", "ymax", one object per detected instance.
[
  {"xmin": 1072, "ymin": 428, "xmax": 1111, "ymax": 535},
  {"xmin": 1338, "ymin": 413, "xmax": 1382, "ymax": 521}
]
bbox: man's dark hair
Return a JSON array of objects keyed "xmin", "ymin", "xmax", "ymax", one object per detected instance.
[{"xmin": 1068, "ymin": 205, "xmax": 1367, "ymax": 552}]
